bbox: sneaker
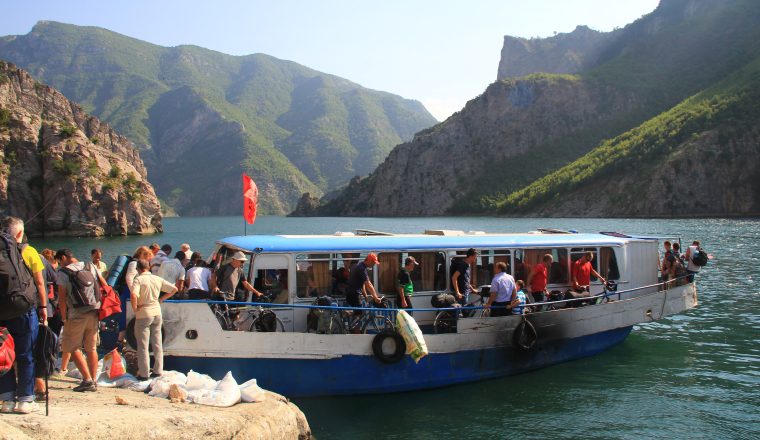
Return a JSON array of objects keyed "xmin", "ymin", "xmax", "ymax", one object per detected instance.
[
  {"xmin": 35, "ymin": 392, "xmax": 46, "ymax": 402},
  {"xmin": 14, "ymin": 401, "xmax": 40, "ymax": 414},
  {"xmin": 0, "ymin": 401, "xmax": 15, "ymax": 413},
  {"xmin": 149, "ymin": 372, "xmax": 161, "ymax": 378},
  {"xmin": 72, "ymin": 380, "xmax": 97, "ymax": 392},
  {"xmin": 135, "ymin": 376, "xmax": 149, "ymax": 382}
]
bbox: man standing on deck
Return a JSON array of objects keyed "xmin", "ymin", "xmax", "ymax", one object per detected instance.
[
  {"xmin": 347, "ymin": 253, "xmax": 382, "ymax": 310},
  {"xmin": 211, "ymin": 251, "xmax": 263, "ymax": 302},
  {"xmin": 485, "ymin": 262, "xmax": 516, "ymax": 317},
  {"xmin": 683, "ymin": 240, "xmax": 702, "ymax": 282},
  {"xmin": 158, "ymin": 251, "xmax": 187, "ymax": 295},
  {"xmin": 150, "ymin": 244, "xmax": 171, "ymax": 274},
  {"xmin": 397, "ymin": 256, "xmax": 418, "ymax": 311},
  {"xmin": 451, "ymin": 248, "xmax": 479, "ymax": 306},
  {"xmin": 527, "ymin": 254, "xmax": 553, "ymax": 303},
  {"xmin": 572, "ymin": 251, "xmax": 606, "ymax": 292}
]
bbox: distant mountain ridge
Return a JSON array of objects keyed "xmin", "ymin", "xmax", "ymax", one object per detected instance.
[
  {"xmin": 0, "ymin": 21, "xmax": 437, "ymax": 215},
  {"xmin": 297, "ymin": 0, "xmax": 760, "ymax": 217}
]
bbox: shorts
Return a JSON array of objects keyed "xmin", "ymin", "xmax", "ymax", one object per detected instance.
[{"xmin": 61, "ymin": 311, "xmax": 99, "ymax": 353}]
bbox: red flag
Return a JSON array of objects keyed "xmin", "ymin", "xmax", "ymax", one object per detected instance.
[{"xmin": 243, "ymin": 173, "xmax": 258, "ymax": 225}]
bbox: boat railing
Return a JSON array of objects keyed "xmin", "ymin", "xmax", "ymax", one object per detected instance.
[{"xmin": 164, "ymin": 275, "xmax": 692, "ymax": 313}]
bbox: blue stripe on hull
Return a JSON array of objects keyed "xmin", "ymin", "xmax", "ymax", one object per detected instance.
[{"xmin": 164, "ymin": 326, "xmax": 632, "ymax": 397}]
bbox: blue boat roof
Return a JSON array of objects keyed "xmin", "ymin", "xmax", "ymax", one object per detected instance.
[{"xmin": 219, "ymin": 232, "xmax": 649, "ymax": 254}]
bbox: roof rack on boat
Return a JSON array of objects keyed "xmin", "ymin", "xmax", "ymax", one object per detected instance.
[
  {"xmin": 599, "ymin": 231, "xmax": 632, "ymax": 238},
  {"xmin": 534, "ymin": 228, "xmax": 576, "ymax": 234},
  {"xmin": 354, "ymin": 229, "xmax": 395, "ymax": 236}
]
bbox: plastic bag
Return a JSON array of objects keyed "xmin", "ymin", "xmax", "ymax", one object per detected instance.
[
  {"xmin": 193, "ymin": 371, "xmax": 241, "ymax": 407},
  {"xmin": 102, "ymin": 349, "xmax": 126, "ymax": 380},
  {"xmin": 239, "ymin": 378, "xmax": 266, "ymax": 402},
  {"xmin": 97, "ymin": 373, "xmax": 139, "ymax": 388},
  {"xmin": 186, "ymin": 369, "xmax": 217, "ymax": 391},
  {"xmin": 395, "ymin": 310, "xmax": 428, "ymax": 363}
]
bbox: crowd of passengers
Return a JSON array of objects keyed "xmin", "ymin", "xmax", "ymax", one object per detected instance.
[{"xmin": 659, "ymin": 240, "xmax": 703, "ymax": 286}]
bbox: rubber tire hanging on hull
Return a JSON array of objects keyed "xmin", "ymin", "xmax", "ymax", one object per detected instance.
[
  {"xmin": 126, "ymin": 317, "xmax": 166, "ymax": 351},
  {"xmin": 372, "ymin": 331, "xmax": 406, "ymax": 364},
  {"xmin": 513, "ymin": 318, "xmax": 538, "ymax": 350}
]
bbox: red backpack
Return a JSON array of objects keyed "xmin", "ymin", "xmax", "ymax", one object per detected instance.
[{"xmin": 0, "ymin": 327, "xmax": 15, "ymax": 376}]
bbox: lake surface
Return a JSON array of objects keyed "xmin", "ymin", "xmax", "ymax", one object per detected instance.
[{"xmin": 36, "ymin": 216, "xmax": 759, "ymax": 439}]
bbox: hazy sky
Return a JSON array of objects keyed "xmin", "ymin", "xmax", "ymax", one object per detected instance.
[{"xmin": 2, "ymin": 0, "xmax": 659, "ymax": 120}]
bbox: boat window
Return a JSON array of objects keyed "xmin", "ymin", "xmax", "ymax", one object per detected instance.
[
  {"xmin": 251, "ymin": 255, "xmax": 290, "ymax": 304},
  {"xmin": 599, "ymin": 247, "xmax": 620, "ymax": 280},
  {"xmin": 571, "ymin": 248, "xmax": 600, "ymax": 281},
  {"xmin": 378, "ymin": 252, "xmax": 447, "ymax": 294},
  {"xmin": 523, "ymin": 249, "xmax": 569, "ymax": 284},
  {"xmin": 471, "ymin": 249, "xmax": 512, "ymax": 286},
  {"xmin": 295, "ymin": 252, "xmax": 366, "ymax": 298}
]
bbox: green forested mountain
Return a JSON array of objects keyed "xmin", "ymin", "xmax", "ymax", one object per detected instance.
[
  {"xmin": 302, "ymin": 0, "xmax": 760, "ymax": 217},
  {"xmin": 0, "ymin": 21, "xmax": 436, "ymax": 215}
]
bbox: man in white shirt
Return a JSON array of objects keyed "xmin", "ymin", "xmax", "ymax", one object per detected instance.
[
  {"xmin": 131, "ymin": 259, "xmax": 178, "ymax": 381},
  {"xmin": 149, "ymin": 244, "xmax": 171, "ymax": 274},
  {"xmin": 485, "ymin": 262, "xmax": 516, "ymax": 317},
  {"xmin": 157, "ymin": 251, "xmax": 186, "ymax": 294}
]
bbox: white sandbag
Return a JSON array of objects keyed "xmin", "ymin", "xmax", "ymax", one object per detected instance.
[
  {"xmin": 186, "ymin": 370, "xmax": 217, "ymax": 391},
  {"xmin": 148, "ymin": 371, "xmax": 188, "ymax": 398},
  {"xmin": 186, "ymin": 388, "xmax": 214, "ymax": 404},
  {"xmin": 193, "ymin": 371, "xmax": 241, "ymax": 407},
  {"xmin": 396, "ymin": 310, "xmax": 429, "ymax": 363},
  {"xmin": 239, "ymin": 378, "xmax": 266, "ymax": 403}
]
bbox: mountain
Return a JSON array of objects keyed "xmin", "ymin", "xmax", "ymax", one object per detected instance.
[
  {"xmin": 497, "ymin": 25, "xmax": 619, "ymax": 79},
  {"xmin": 301, "ymin": 0, "xmax": 760, "ymax": 217},
  {"xmin": 0, "ymin": 61, "xmax": 162, "ymax": 236},
  {"xmin": 0, "ymin": 22, "xmax": 437, "ymax": 215}
]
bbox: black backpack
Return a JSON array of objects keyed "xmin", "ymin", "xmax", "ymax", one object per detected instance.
[
  {"xmin": 0, "ymin": 232, "xmax": 36, "ymax": 320},
  {"xmin": 61, "ymin": 263, "xmax": 101, "ymax": 310},
  {"xmin": 691, "ymin": 247, "xmax": 708, "ymax": 267}
]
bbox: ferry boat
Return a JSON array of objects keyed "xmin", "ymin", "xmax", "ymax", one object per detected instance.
[{"xmin": 137, "ymin": 229, "xmax": 697, "ymax": 397}]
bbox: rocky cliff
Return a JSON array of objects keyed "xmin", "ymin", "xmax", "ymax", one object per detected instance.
[
  {"xmin": 497, "ymin": 26, "xmax": 618, "ymax": 79},
  {"xmin": 306, "ymin": 0, "xmax": 760, "ymax": 218},
  {"xmin": 0, "ymin": 61, "xmax": 162, "ymax": 236}
]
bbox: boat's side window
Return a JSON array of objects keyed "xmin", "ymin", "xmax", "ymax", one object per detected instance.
[
  {"xmin": 471, "ymin": 249, "xmax": 511, "ymax": 286},
  {"xmin": 522, "ymin": 249, "xmax": 569, "ymax": 284},
  {"xmin": 295, "ymin": 253, "xmax": 365, "ymax": 298},
  {"xmin": 253, "ymin": 268, "xmax": 290, "ymax": 304},
  {"xmin": 599, "ymin": 247, "xmax": 620, "ymax": 281},
  {"xmin": 377, "ymin": 252, "xmax": 447, "ymax": 294},
  {"xmin": 571, "ymin": 248, "xmax": 600, "ymax": 281}
]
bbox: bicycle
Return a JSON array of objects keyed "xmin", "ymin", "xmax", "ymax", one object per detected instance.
[
  {"xmin": 231, "ymin": 305, "xmax": 286, "ymax": 332},
  {"xmin": 344, "ymin": 296, "xmax": 395, "ymax": 334},
  {"xmin": 433, "ymin": 288, "xmax": 488, "ymax": 334}
]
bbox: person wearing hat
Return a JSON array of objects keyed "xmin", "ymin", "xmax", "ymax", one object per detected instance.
[
  {"xmin": 346, "ymin": 253, "xmax": 383, "ymax": 311},
  {"xmin": 211, "ymin": 251, "xmax": 263, "ymax": 302},
  {"xmin": 397, "ymin": 256, "xmax": 418, "ymax": 312}
]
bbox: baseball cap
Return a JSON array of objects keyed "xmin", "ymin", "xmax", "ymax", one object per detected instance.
[
  {"xmin": 231, "ymin": 251, "xmax": 248, "ymax": 261},
  {"xmin": 405, "ymin": 256, "xmax": 419, "ymax": 266},
  {"xmin": 366, "ymin": 253, "xmax": 380, "ymax": 264}
]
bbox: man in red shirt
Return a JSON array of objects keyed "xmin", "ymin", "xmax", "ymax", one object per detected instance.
[
  {"xmin": 527, "ymin": 254, "xmax": 553, "ymax": 302},
  {"xmin": 572, "ymin": 251, "xmax": 606, "ymax": 292}
]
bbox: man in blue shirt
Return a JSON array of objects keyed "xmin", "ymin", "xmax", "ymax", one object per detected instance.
[
  {"xmin": 451, "ymin": 248, "xmax": 478, "ymax": 306},
  {"xmin": 346, "ymin": 253, "xmax": 382, "ymax": 310},
  {"xmin": 485, "ymin": 262, "xmax": 516, "ymax": 317}
]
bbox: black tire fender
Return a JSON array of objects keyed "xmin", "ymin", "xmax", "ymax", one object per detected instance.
[
  {"xmin": 512, "ymin": 318, "xmax": 538, "ymax": 351},
  {"xmin": 372, "ymin": 331, "xmax": 406, "ymax": 364},
  {"xmin": 126, "ymin": 317, "xmax": 166, "ymax": 350}
]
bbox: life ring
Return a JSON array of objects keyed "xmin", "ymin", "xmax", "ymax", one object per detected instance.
[
  {"xmin": 512, "ymin": 318, "xmax": 538, "ymax": 350},
  {"xmin": 126, "ymin": 317, "xmax": 166, "ymax": 350},
  {"xmin": 372, "ymin": 331, "xmax": 406, "ymax": 364}
]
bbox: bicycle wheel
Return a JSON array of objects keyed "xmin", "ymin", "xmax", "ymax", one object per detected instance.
[
  {"xmin": 250, "ymin": 312, "xmax": 285, "ymax": 332},
  {"xmin": 433, "ymin": 310, "xmax": 457, "ymax": 334},
  {"xmin": 212, "ymin": 305, "xmax": 233, "ymax": 330}
]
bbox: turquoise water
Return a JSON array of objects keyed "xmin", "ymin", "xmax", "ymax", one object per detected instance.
[{"xmin": 35, "ymin": 216, "xmax": 760, "ymax": 439}]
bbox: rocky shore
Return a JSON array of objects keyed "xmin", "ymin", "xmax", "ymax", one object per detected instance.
[{"xmin": 0, "ymin": 376, "xmax": 311, "ymax": 440}]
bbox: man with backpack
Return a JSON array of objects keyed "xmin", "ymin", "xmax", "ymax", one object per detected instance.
[
  {"xmin": 684, "ymin": 240, "xmax": 705, "ymax": 282},
  {"xmin": 55, "ymin": 248, "xmax": 102, "ymax": 392},
  {"xmin": 0, "ymin": 217, "xmax": 48, "ymax": 414}
]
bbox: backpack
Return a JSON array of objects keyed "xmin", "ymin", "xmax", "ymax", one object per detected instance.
[
  {"xmin": 98, "ymin": 283, "xmax": 122, "ymax": 320},
  {"xmin": 0, "ymin": 232, "xmax": 36, "ymax": 320},
  {"xmin": 431, "ymin": 293, "xmax": 456, "ymax": 308},
  {"xmin": 61, "ymin": 263, "xmax": 101, "ymax": 310},
  {"xmin": 0, "ymin": 326, "xmax": 15, "ymax": 376},
  {"xmin": 691, "ymin": 247, "xmax": 708, "ymax": 267}
]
